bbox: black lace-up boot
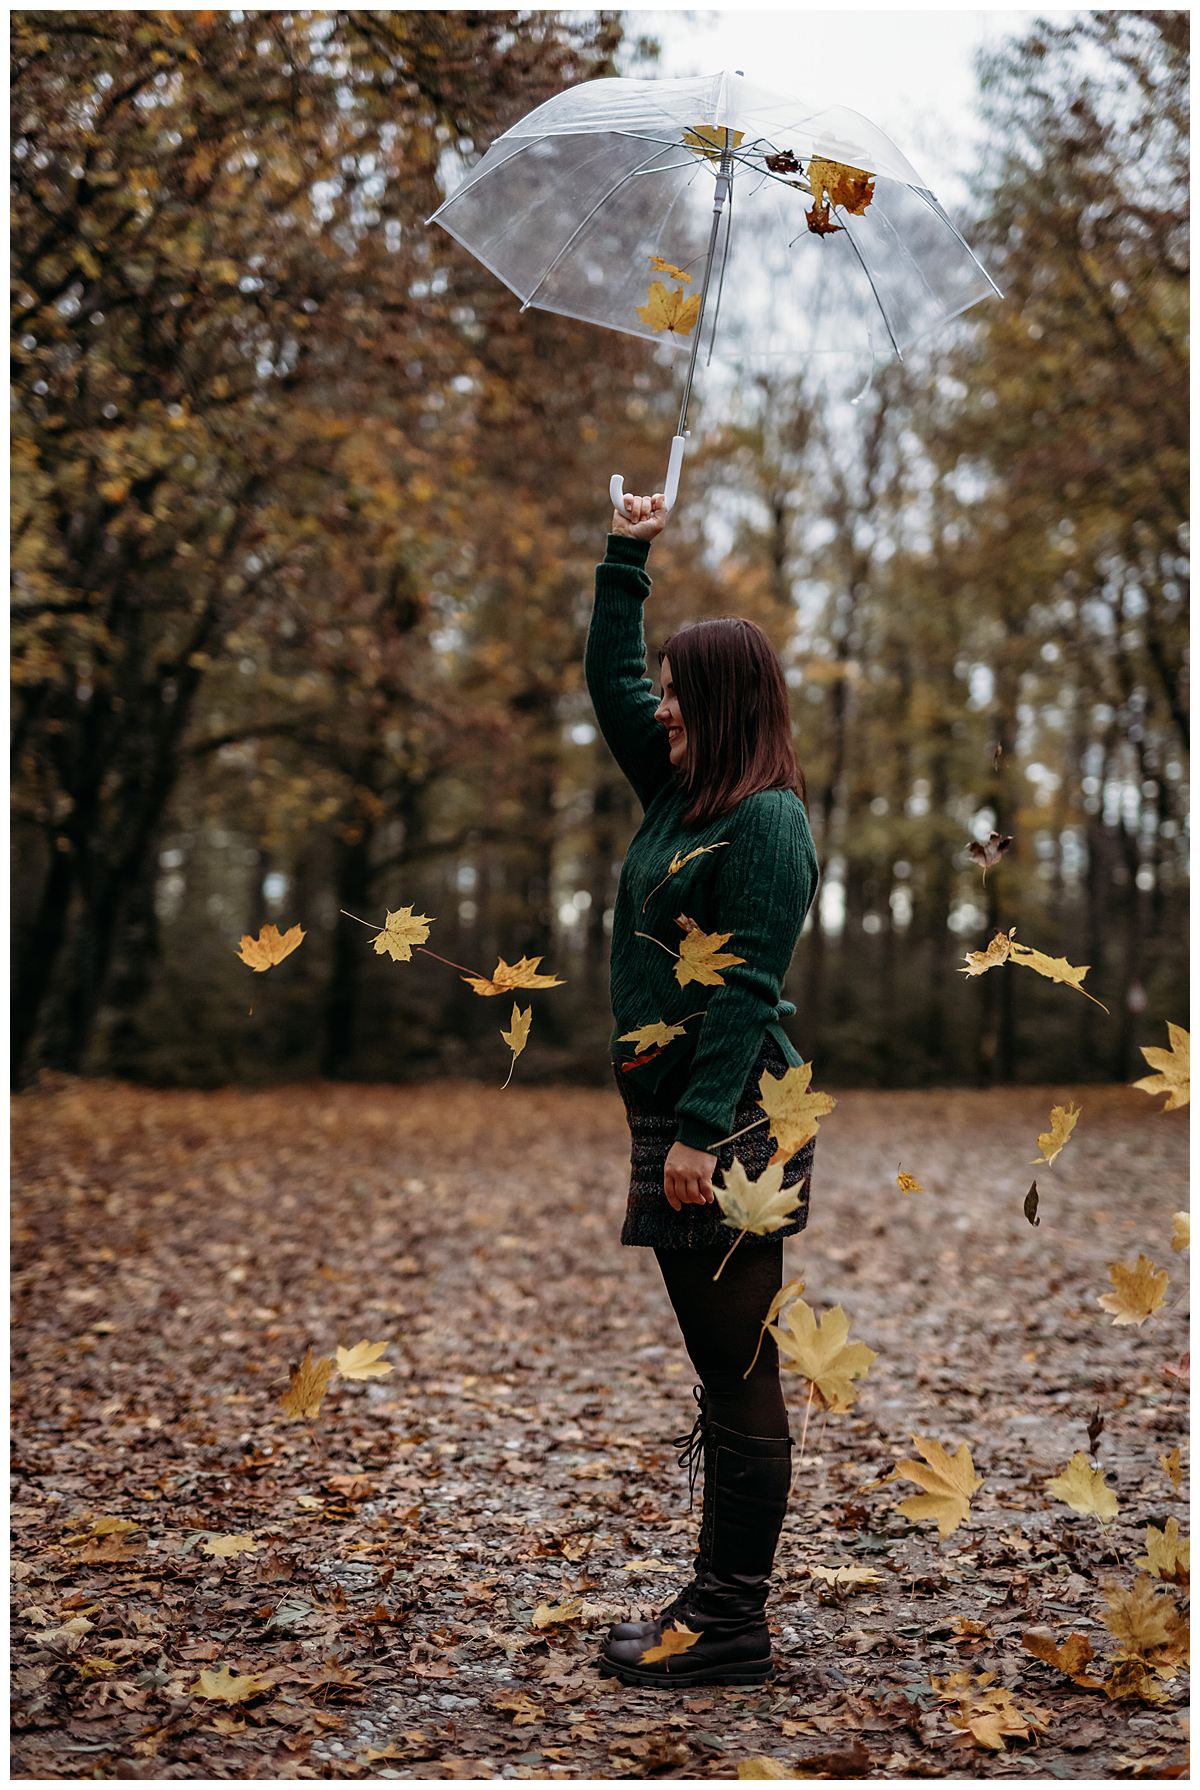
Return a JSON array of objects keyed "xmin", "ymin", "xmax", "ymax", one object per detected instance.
[
  {"xmin": 606, "ymin": 1383, "xmax": 712, "ymax": 1647},
  {"xmin": 598, "ymin": 1416, "xmax": 793, "ymax": 1688}
]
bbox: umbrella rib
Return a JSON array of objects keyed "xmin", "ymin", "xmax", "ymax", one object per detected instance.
[{"xmin": 518, "ymin": 149, "xmax": 696, "ymax": 313}]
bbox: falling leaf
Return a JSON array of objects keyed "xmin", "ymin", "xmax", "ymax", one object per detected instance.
[
  {"xmin": 743, "ymin": 1276, "xmax": 806, "ymax": 1377},
  {"xmin": 1031, "ymin": 1101, "xmax": 1081, "ymax": 1167},
  {"xmin": 370, "ymin": 906, "xmax": 433, "ymax": 964},
  {"xmin": 530, "ymin": 1596, "xmax": 584, "ymax": 1630},
  {"xmin": 1160, "ymin": 1446, "xmax": 1182, "ymax": 1491},
  {"xmin": 673, "ymin": 924, "xmax": 745, "ymax": 988},
  {"xmin": 638, "ymin": 1620, "xmax": 700, "ymax": 1664},
  {"xmin": 235, "ymin": 922, "xmax": 305, "ymax": 972},
  {"xmin": 201, "ymin": 1533, "xmax": 257, "ymax": 1558},
  {"xmin": 501, "ymin": 1002, "xmax": 531, "ymax": 1062},
  {"xmin": 1086, "ymin": 1406, "xmax": 1104, "ymax": 1452},
  {"xmin": 335, "ymin": 1338, "xmax": 393, "ymax": 1380},
  {"xmin": 767, "ymin": 1297, "xmax": 876, "ymax": 1413},
  {"xmin": 1134, "ymin": 1518, "xmax": 1189, "ymax": 1585},
  {"xmin": 617, "ymin": 1017, "xmax": 692, "ymax": 1054},
  {"xmin": 896, "ymin": 1164, "xmax": 924, "ymax": 1194},
  {"xmin": 968, "ymin": 832, "xmax": 1013, "ymax": 878},
  {"xmin": 193, "ymin": 1664, "xmax": 272, "ymax": 1703},
  {"xmin": 882, "ymin": 1436, "xmax": 984, "ymax": 1539},
  {"xmin": 280, "ymin": 1346, "xmax": 334, "ymax": 1420},
  {"xmin": 1161, "ymin": 1351, "xmax": 1189, "ymax": 1388},
  {"xmin": 460, "ymin": 954, "xmax": 564, "ymax": 996},
  {"xmin": 1132, "ymin": 1022, "xmax": 1189, "ymax": 1110},
  {"xmin": 1096, "ymin": 1252, "xmax": 1168, "ymax": 1326},
  {"xmin": 752, "ymin": 1060, "xmax": 836, "ymax": 1158},
  {"xmin": 962, "ymin": 927, "xmax": 1015, "ymax": 976},
  {"xmin": 805, "ymin": 201, "xmax": 843, "ymax": 236},
  {"xmin": 992, "ymin": 742, "xmax": 1004, "ymax": 770},
  {"xmin": 1100, "ymin": 1572, "xmax": 1185, "ymax": 1668},
  {"xmin": 648, "ymin": 254, "xmax": 692, "ymax": 283},
  {"xmin": 1023, "ymin": 1182, "xmax": 1040, "ymax": 1225},
  {"xmin": 682, "ymin": 123, "xmax": 745, "ymax": 161},
  {"xmin": 1170, "ymin": 1210, "xmax": 1189, "ymax": 1252},
  {"xmin": 1021, "ymin": 1626, "xmax": 1106, "ymax": 1689},
  {"xmin": 1045, "ymin": 1450, "xmax": 1119, "ymax": 1522},
  {"xmin": 635, "ymin": 280, "xmax": 701, "ymax": 337},
  {"xmin": 961, "ymin": 926, "xmax": 1108, "ymax": 1010},
  {"xmin": 807, "ymin": 154, "xmax": 876, "ymax": 215},
  {"xmin": 714, "ymin": 1155, "xmax": 805, "ymax": 1238}
]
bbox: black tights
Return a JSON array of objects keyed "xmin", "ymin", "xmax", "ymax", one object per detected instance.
[{"xmin": 654, "ymin": 1237, "xmax": 790, "ymax": 1440}]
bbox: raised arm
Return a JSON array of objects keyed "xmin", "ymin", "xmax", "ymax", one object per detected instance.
[{"xmin": 583, "ymin": 495, "xmax": 673, "ymax": 811}]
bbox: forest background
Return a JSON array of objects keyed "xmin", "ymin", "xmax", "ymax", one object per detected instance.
[{"xmin": 10, "ymin": 8, "xmax": 1189, "ymax": 1095}]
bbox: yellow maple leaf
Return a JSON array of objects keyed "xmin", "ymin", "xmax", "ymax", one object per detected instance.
[
  {"xmin": 1133, "ymin": 1022, "xmax": 1189, "ymax": 1111},
  {"xmin": 235, "ymin": 921, "xmax": 305, "ymax": 972},
  {"xmin": 1104, "ymin": 1655, "xmax": 1171, "ymax": 1702},
  {"xmin": 962, "ymin": 926, "xmax": 1107, "ymax": 1009},
  {"xmin": 370, "ymin": 905, "xmax": 432, "ymax": 963},
  {"xmin": 1045, "ymin": 1450, "xmax": 1119, "ymax": 1522},
  {"xmin": 753, "ymin": 1060, "xmax": 836, "ymax": 1158},
  {"xmin": 807, "ymin": 1562, "xmax": 883, "ymax": 1590},
  {"xmin": 617, "ymin": 1017, "xmax": 692, "ymax": 1054},
  {"xmin": 641, "ymin": 840, "xmax": 731, "ymax": 911},
  {"xmin": 1031, "ymin": 1101, "xmax": 1081, "ymax": 1167},
  {"xmin": 201, "ymin": 1533, "xmax": 257, "ymax": 1558},
  {"xmin": 767, "ymin": 1298, "xmax": 876, "ymax": 1413},
  {"xmin": 1171, "ymin": 1211, "xmax": 1189, "ymax": 1252},
  {"xmin": 673, "ymin": 925, "xmax": 745, "ymax": 988},
  {"xmin": 735, "ymin": 1758, "xmax": 791, "ymax": 1779},
  {"xmin": 1096, "ymin": 1252, "xmax": 1168, "ymax": 1326},
  {"xmin": 682, "ymin": 123, "xmax": 746, "ymax": 161},
  {"xmin": 1136, "ymin": 1517, "xmax": 1189, "ymax": 1584},
  {"xmin": 637, "ymin": 1620, "xmax": 700, "ymax": 1664},
  {"xmin": 806, "ymin": 153, "xmax": 876, "ymax": 215},
  {"xmin": 743, "ymin": 1276, "xmax": 806, "ymax": 1377},
  {"xmin": 896, "ymin": 1164, "xmax": 924, "ymax": 1194},
  {"xmin": 962, "ymin": 927, "xmax": 1015, "ymax": 976},
  {"xmin": 460, "ymin": 954, "xmax": 564, "ymax": 996},
  {"xmin": 882, "ymin": 1436, "xmax": 984, "ymax": 1539},
  {"xmin": 530, "ymin": 1596, "xmax": 584, "ymax": 1630},
  {"xmin": 714, "ymin": 1156, "xmax": 804, "ymax": 1238},
  {"xmin": 280, "ymin": 1345, "xmax": 334, "ymax": 1420},
  {"xmin": 335, "ymin": 1338, "xmax": 392, "ymax": 1380},
  {"xmin": 1101, "ymin": 1572, "xmax": 1182, "ymax": 1666},
  {"xmin": 501, "ymin": 1002, "xmax": 531, "ymax": 1058},
  {"xmin": 945, "ymin": 1684, "xmax": 1050, "ymax": 1751},
  {"xmin": 1021, "ymin": 1626, "xmax": 1106, "ymax": 1688},
  {"xmin": 635, "ymin": 279, "xmax": 701, "ymax": 337},
  {"xmin": 193, "ymin": 1664, "xmax": 271, "ymax": 1703},
  {"xmin": 1160, "ymin": 1446, "xmax": 1182, "ymax": 1491},
  {"xmin": 649, "ymin": 254, "xmax": 692, "ymax": 283}
]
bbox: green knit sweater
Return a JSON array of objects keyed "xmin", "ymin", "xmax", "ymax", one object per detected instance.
[{"xmin": 585, "ymin": 531, "xmax": 821, "ymax": 1154}]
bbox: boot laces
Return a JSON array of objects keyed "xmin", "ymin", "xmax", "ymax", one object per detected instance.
[{"xmin": 670, "ymin": 1382, "xmax": 707, "ymax": 1511}]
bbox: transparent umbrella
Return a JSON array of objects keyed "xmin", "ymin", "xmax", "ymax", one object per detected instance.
[{"xmin": 426, "ymin": 68, "xmax": 1001, "ymax": 510}]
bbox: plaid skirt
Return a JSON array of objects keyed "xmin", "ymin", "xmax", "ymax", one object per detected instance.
[{"xmin": 613, "ymin": 1031, "xmax": 815, "ymax": 1250}]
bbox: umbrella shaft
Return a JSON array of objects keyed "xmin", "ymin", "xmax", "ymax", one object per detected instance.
[{"xmin": 677, "ymin": 131, "xmax": 734, "ymax": 438}]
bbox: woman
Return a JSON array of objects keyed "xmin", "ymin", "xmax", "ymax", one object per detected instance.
[{"xmin": 586, "ymin": 491, "xmax": 821, "ymax": 1690}]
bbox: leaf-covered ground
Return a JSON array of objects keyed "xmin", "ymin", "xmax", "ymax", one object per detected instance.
[{"xmin": 11, "ymin": 1075, "xmax": 1189, "ymax": 1779}]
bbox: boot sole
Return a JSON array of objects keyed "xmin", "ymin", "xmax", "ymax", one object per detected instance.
[{"xmin": 596, "ymin": 1651, "xmax": 773, "ymax": 1688}]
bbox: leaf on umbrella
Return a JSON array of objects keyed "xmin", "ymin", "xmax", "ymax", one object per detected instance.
[
  {"xmin": 767, "ymin": 1297, "xmax": 876, "ymax": 1412},
  {"xmin": 1021, "ymin": 1626, "xmax": 1106, "ymax": 1689},
  {"xmin": 1171, "ymin": 1210, "xmax": 1189, "ymax": 1252},
  {"xmin": 1135, "ymin": 1517, "xmax": 1189, "ymax": 1585},
  {"xmin": 674, "ymin": 925, "xmax": 745, "ymax": 987},
  {"xmin": 968, "ymin": 832, "xmax": 1013, "ymax": 878},
  {"xmin": 805, "ymin": 201, "xmax": 843, "ymax": 237},
  {"xmin": 754, "ymin": 1061, "xmax": 836, "ymax": 1157},
  {"xmin": 1096, "ymin": 1252, "xmax": 1168, "ymax": 1326},
  {"xmin": 201, "ymin": 1533, "xmax": 257, "ymax": 1557},
  {"xmin": 682, "ymin": 124, "xmax": 745, "ymax": 161},
  {"xmin": 370, "ymin": 905, "xmax": 433, "ymax": 963},
  {"xmin": 807, "ymin": 154, "xmax": 876, "ymax": 214},
  {"xmin": 461, "ymin": 954, "xmax": 564, "ymax": 996},
  {"xmin": 617, "ymin": 1018, "xmax": 690, "ymax": 1053},
  {"xmin": 193, "ymin": 1664, "xmax": 272, "ymax": 1703},
  {"xmin": 714, "ymin": 1156, "xmax": 803, "ymax": 1237},
  {"xmin": 501, "ymin": 1002, "xmax": 532, "ymax": 1058},
  {"xmin": 1031, "ymin": 1101, "xmax": 1081, "ymax": 1167},
  {"xmin": 1045, "ymin": 1450, "xmax": 1119, "ymax": 1521},
  {"xmin": 1023, "ymin": 1181, "xmax": 1040, "ymax": 1225},
  {"xmin": 1132, "ymin": 1022, "xmax": 1189, "ymax": 1110},
  {"xmin": 335, "ymin": 1338, "xmax": 393, "ymax": 1380},
  {"xmin": 235, "ymin": 922, "xmax": 305, "ymax": 972},
  {"xmin": 884, "ymin": 1436, "xmax": 984, "ymax": 1538},
  {"xmin": 635, "ymin": 279, "xmax": 701, "ymax": 337},
  {"xmin": 764, "ymin": 149, "xmax": 801, "ymax": 174},
  {"xmin": 637, "ymin": 1620, "xmax": 700, "ymax": 1663},
  {"xmin": 896, "ymin": 1164, "xmax": 924, "ymax": 1194},
  {"xmin": 280, "ymin": 1346, "xmax": 334, "ymax": 1419},
  {"xmin": 648, "ymin": 254, "xmax": 692, "ymax": 283}
]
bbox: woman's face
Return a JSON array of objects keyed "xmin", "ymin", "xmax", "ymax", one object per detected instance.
[{"xmin": 654, "ymin": 654, "xmax": 687, "ymax": 766}]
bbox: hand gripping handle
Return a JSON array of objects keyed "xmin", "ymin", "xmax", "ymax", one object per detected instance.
[{"xmin": 610, "ymin": 433, "xmax": 687, "ymax": 516}]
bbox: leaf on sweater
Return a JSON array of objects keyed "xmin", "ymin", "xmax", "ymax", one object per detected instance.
[
  {"xmin": 648, "ymin": 254, "xmax": 692, "ymax": 283},
  {"xmin": 767, "ymin": 1297, "xmax": 876, "ymax": 1412},
  {"xmin": 616, "ymin": 1017, "xmax": 694, "ymax": 1053},
  {"xmin": 641, "ymin": 841, "xmax": 731, "ymax": 912},
  {"xmin": 635, "ymin": 280, "xmax": 701, "ymax": 338},
  {"xmin": 1096, "ymin": 1252, "xmax": 1168, "ymax": 1326},
  {"xmin": 1031, "ymin": 1101, "xmax": 1080, "ymax": 1167},
  {"xmin": 637, "ymin": 1620, "xmax": 700, "ymax": 1664},
  {"xmin": 370, "ymin": 905, "xmax": 432, "ymax": 963},
  {"xmin": 235, "ymin": 921, "xmax": 305, "ymax": 972},
  {"xmin": 460, "ymin": 954, "xmax": 565, "ymax": 996},
  {"xmin": 673, "ymin": 924, "xmax": 745, "ymax": 988},
  {"xmin": 878, "ymin": 1436, "xmax": 984, "ymax": 1538},
  {"xmin": 714, "ymin": 1156, "xmax": 804, "ymax": 1237},
  {"xmin": 807, "ymin": 154, "xmax": 876, "ymax": 215},
  {"xmin": 280, "ymin": 1346, "xmax": 334, "ymax": 1421},
  {"xmin": 754, "ymin": 1061, "xmax": 836, "ymax": 1158},
  {"xmin": 1132, "ymin": 1022, "xmax": 1189, "ymax": 1110},
  {"xmin": 1045, "ymin": 1450, "xmax": 1119, "ymax": 1521}
]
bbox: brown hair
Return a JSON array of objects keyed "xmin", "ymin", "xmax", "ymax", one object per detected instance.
[{"xmin": 657, "ymin": 616, "xmax": 808, "ymax": 830}]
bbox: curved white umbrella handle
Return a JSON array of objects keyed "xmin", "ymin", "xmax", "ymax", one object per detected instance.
[{"xmin": 610, "ymin": 434, "xmax": 687, "ymax": 516}]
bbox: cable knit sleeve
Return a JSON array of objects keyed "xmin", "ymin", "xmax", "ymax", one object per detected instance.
[
  {"xmin": 672, "ymin": 791, "xmax": 819, "ymax": 1153},
  {"xmin": 584, "ymin": 533, "xmax": 673, "ymax": 811}
]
